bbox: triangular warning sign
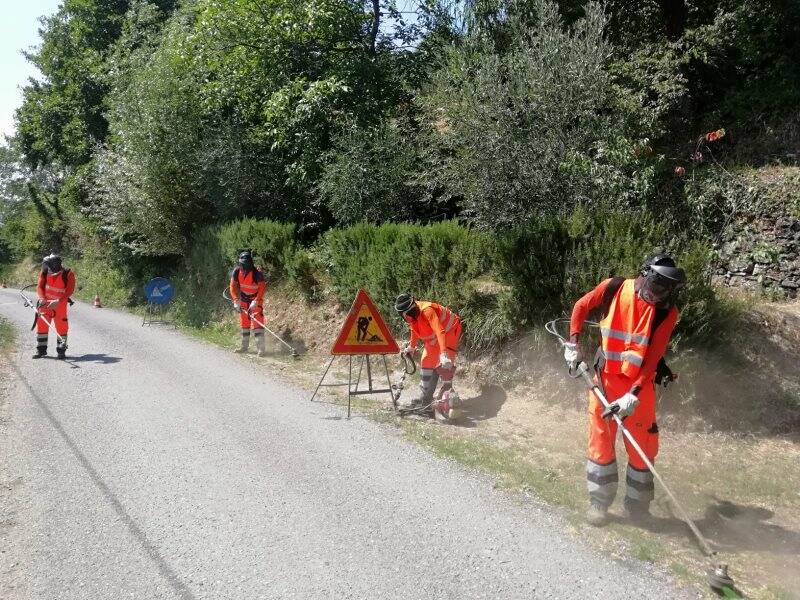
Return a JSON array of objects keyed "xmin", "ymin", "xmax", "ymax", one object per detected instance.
[{"xmin": 331, "ymin": 289, "xmax": 400, "ymax": 355}]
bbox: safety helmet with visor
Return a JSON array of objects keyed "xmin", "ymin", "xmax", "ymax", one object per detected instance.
[
  {"xmin": 394, "ymin": 293, "xmax": 419, "ymax": 318},
  {"xmin": 638, "ymin": 254, "xmax": 686, "ymax": 307},
  {"xmin": 42, "ymin": 253, "xmax": 63, "ymax": 274},
  {"xmin": 238, "ymin": 249, "xmax": 255, "ymax": 271}
]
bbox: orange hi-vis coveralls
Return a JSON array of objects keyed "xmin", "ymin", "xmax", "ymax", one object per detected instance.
[
  {"xmin": 36, "ymin": 269, "xmax": 76, "ymax": 353},
  {"xmin": 404, "ymin": 300, "xmax": 463, "ymax": 400},
  {"xmin": 570, "ymin": 278, "xmax": 678, "ymax": 514},
  {"xmin": 230, "ymin": 267, "xmax": 267, "ymax": 349}
]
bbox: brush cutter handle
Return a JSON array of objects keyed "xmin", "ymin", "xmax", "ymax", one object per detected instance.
[{"xmin": 400, "ymin": 352, "xmax": 416, "ymax": 375}]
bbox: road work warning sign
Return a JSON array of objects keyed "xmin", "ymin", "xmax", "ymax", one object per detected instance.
[{"xmin": 331, "ymin": 289, "xmax": 399, "ymax": 355}]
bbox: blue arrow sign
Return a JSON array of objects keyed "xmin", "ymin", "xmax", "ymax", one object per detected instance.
[{"xmin": 144, "ymin": 277, "xmax": 175, "ymax": 305}]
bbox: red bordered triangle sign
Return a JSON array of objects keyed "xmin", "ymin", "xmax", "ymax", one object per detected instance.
[{"xmin": 331, "ymin": 289, "xmax": 399, "ymax": 355}]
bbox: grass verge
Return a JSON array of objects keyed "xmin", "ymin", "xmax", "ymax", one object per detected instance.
[{"xmin": 0, "ymin": 318, "xmax": 16, "ymax": 353}]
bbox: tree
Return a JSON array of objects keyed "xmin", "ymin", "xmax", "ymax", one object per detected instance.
[{"xmin": 421, "ymin": 0, "xmax": 658, "ymax": 229}]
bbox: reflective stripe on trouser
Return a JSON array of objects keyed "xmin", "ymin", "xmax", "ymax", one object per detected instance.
[
  {"xmin": 587, "ymin": 459, "xmax": 618, "ymax": 508},
  {"xmin": 419, "ymin": 368, "xmax": 439, "ymax": 400},
  {"xmin": 587, "ymin": 370, "xmax": 659, "ymax": 504},
  {"xmin": 36, "ymin": 333, "xmax": 48, "ymax": 350},
  {"xmin": 254, "ymin": 330, "xmax": 265, "ymax": 353},
  {"xmin": 625, "ymin": 463, "xmax": 654, "ymax": 512}
]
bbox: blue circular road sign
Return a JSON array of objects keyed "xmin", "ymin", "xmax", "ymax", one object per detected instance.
[{"xmin": 144, "ymin": 277, "xmax": 175, "ymax": 305}]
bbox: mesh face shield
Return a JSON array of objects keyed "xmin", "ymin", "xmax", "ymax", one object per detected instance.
[
  {"xmin": 43, "ymin": 254, "xmax": 62, "ymax": 274},
  {"xmin": 639, "ymin": 264, "xmax": 686, "ymax": 306},
  {"xmin": 395, "ymin": 293, "xmax": 419, "ymax": 318},
  {"xmin": 238, "ymin": 251, "xmax": 254, "ymax": 271}
]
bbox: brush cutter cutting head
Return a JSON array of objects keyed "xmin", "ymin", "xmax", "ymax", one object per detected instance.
[{"xmin": 707, "ymin": 563, "xmax": 735, "ymax": 594}]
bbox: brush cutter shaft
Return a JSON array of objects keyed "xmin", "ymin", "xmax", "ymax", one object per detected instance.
[
  {"xmin": 245, "ymin": 310, "xmax": 296, "ymax": 353},
  {"xmin": 576, "ymin": 361, "xmax": 715, "ymax": 557}
]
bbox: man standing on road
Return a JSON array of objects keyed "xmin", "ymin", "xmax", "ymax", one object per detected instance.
[
  {"xmin": 566, "ymin": 255, "xmax": 685, "ymax": 526},
  {"xmin": 34, "ymin": 253, "xmax": 75, "ymax": 360},
  {"xmin": 230, "ymin": 250, "xmax": 267, "ymax": 356},
  {"xmin": 394, "ymin": 293, "xmax": 463, "ymax": 419}
]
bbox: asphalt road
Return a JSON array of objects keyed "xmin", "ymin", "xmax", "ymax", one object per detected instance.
[{"xmin": 0, "ymin": 289, "xmax": 690, "ymax": 599}]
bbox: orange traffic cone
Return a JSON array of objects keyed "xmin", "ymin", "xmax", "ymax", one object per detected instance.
[{"xmin": 93, "ymin": 294, "xmax": 103, "ymax": 308}]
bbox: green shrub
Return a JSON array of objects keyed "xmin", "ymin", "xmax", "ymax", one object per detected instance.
[
  {"xmin": 564, "ymin": 206, "xmax": 667, "ymax": 306},
  {"xmin": 323, "ymin": 221, "xmax": 500, "ymax": 351},
  {"xmin": 214, "ymin": 219, "xmax": 297, "ymax": 281},
  {"xmin": 496, "ymin": 216, "xmax": 570, "ymax": 325},
  {"xmin": 179, "ymin": 219, "xmax": 298, "ymax": 327},
  {"xmin": 498, "ymin": 206, "xmax": 666, "ymax": 323},
  {"xmin": 286, "ymin": 248, "xmax": 324, "ymax": 303},
  {"xmin": 69, "ymin": 253, "xmax": 138, "ymax": 307}
]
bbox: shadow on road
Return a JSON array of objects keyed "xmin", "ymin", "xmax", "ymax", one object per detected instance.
[
  {"xmin": 66, "ymin": 353, "xmax": 123, "ymax": 364},
  {"xmin": 11, "ymin": 364, "xmax": 196, "ymax": 600}
]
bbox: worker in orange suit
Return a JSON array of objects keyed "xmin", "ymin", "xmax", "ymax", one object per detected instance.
[
  {"xmin": 394, "ymin": 293, "xmax": 463, "ymax": 419},
  {"xmin": 229, "ymin": 250, "xmax": 267, "ymax": 356},
  {"xmin": 34, "ymin": 253, "xmax": 76, "ymax": 360},
  {"xmin": 566, "ymin": 255, "xmax": 685, "ymax": 526}
]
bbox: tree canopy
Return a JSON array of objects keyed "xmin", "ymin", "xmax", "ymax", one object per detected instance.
[{"xmin": 2, "ymin": 0, "xmax": 798, "ymax": 257}]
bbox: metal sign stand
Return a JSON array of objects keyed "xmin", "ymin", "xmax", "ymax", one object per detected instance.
[
  {"xmin": 309, "ymin": 354, "xmax": 393, "ymax": 418},
  {"xmin": 141, "ymin": 302, "xmax": 173, "ymax": 327},
  {"xmin": 141, "ymin": 277, "xmax": 175, "ymax": 327}
]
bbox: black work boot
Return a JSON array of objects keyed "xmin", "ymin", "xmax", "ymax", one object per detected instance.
[
  {"xmin": 32, "ymin": 347, "xmax": 47, "ymax": 359},
  {"xmin": 56, "ymin": 336, "xmax": 68, "ymax": 360}
]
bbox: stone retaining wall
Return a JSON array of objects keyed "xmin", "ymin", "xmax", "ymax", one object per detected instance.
[{"xmin": 713, "ymin": 216, "xmax": 800, "ymax": 298}]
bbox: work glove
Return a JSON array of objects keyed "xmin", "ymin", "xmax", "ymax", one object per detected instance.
[
  {"xmin": 604, "ymin": 392, "xmax": 639, "ymax": 419},
  {"xmin": 36, "ymin": 298, "xmax": 45, "ymax": 308},
  {"xmin": 249, "ymin": 300, "xmax": 259, "ymax": 311},
  {"xmin": 439, "ymin": 355, "xmax": 454, "ymax": 371},
  {"xmin": 563, "ymin": 342, "xmax": 581, "ymax": 366},
  {"xmin": 48, "ymin": 299, "xmax": 60, "ymax": 308},
  {"xmin": 233, "ymin": 300, "xmax": 241, "ymax": 311},
  {"xmin": 401, "ymin": 344, "xmax": 415, "ymax": 359}
]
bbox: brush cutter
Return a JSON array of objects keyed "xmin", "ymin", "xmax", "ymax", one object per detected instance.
[
  {"xmin": 545, "ymin": 318, "xmax": 737, "ymax": 596},
  {"xmin": 20, "ymin": 284, "xmax": 67, "ymax": 346},
  {"xmin": 222, "ymin": 289, "xmax": 299, "ymax": 357},
  {"xmin": 392, "ymin": 352, "xmax": 463, "ymax": 422}
]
